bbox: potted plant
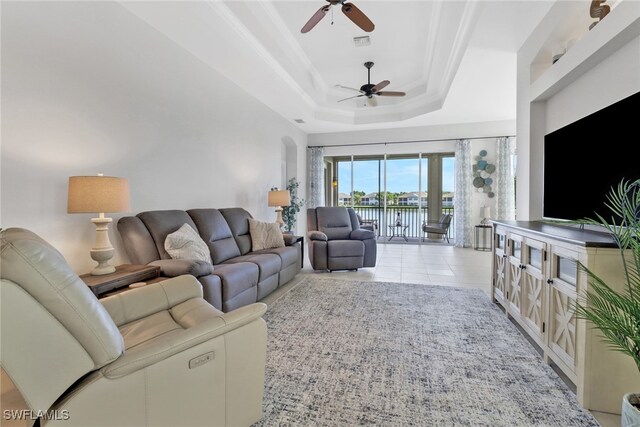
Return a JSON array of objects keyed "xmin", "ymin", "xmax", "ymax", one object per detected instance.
[
  {"xmin": 281, "ymin": 177, "xmax": 305, "ymax": 234},
  {"xmin": 572, "ymin": 178, "xmax": 640, "ymax": 426}
]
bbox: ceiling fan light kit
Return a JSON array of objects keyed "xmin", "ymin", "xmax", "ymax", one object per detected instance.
[
  {"xmin": 301, "ymin": 0, "xmax": 374, "ymax": 33},
  {"xmin": 337, "ymin": 62, "xmax": 406, "ymax": 106}
]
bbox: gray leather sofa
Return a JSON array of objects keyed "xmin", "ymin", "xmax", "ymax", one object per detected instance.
[
  {"xmin": 307, "ymin": 207, "xmax": 377, "ymax": 271},
  {"xmin": 118, "ymin": 208, "xmax": 301, "ymax": 312}
]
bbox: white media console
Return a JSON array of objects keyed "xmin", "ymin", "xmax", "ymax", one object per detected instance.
[{"xmin": 490, "ymin": 220, "xmax": 640, "ymax": 414}]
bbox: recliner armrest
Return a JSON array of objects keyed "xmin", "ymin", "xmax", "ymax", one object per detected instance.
[
  {"xmin": 100, "ymin": 275, "xmax": 204, "ymax": 326},
  {"xmin": 308, "ymin": 231, "xmax": 328, "ymax": 241},
  {"xmin": 148, "ymin": 259, "xmax": 214, "ymax": 278},
  {"xmin": 101, "ymin": 302, "xmax": 267, "ymax": 379},
  {"xmin": 350, "ymin": 229, "xmax": 375, "ymax": 240}
]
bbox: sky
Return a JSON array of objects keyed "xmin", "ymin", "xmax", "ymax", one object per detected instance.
[{"xmin": 338, "ymin": 158, "xmax": 455, "ymax": 195}]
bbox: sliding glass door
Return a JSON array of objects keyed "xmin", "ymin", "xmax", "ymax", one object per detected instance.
[{"xmin": 332, "ymin": 153, "xmax": 454, "ymax": 242}]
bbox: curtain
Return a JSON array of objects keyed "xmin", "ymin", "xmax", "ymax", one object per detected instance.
[
  {"xmin": 454, "ymin": 139, "xmax": 473, "ymax": 247},
  {"xmin": 307, "ymin": 146, "xmax": 324, "ymax": 208},
  {"xmin": 496, "ymin": 137, "xmax": 516, "ymax": 220}
]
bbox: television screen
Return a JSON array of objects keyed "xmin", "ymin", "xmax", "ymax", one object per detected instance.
[{"xmin": 543, "ymin": 91, "xmax": 640, "ymax": 221}]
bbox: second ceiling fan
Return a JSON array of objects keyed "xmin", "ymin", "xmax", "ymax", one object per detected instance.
[
  {"xmin": 301, "ymin": 0, "xmax": 374, "ymax": 33},
  {"xmin": 337, "ymin": 62, "xmax": 406, "ymax": 106}
]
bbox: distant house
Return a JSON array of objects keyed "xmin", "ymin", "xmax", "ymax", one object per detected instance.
[
  {"xmin": 398, "ymin": 192, "xmax": 428, "ymax": 206},
  {"xmin": 442, "ymin": 192, "xmax": 454, "ymax": 207},
  {"xmin": 360, "ymin": 192, "xmax": 379, "ymax": 206},
  {"xmin": 338, "ymin": 193, "xmax": 351, "ymax": 206}
]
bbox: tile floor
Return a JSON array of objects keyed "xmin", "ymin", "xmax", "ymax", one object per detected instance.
[{"xmin": 294, "ymin": 241, "xmax": 620, "ymax": 427}]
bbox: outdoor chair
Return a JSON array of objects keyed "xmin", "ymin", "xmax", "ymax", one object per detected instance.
[
  {"xmin": 356, "ymin": 213, "xmax": 379, "ymax": 236},
  {"xmin": 422, "ymin": 214, "xmax": 453, "ymax": 243}
]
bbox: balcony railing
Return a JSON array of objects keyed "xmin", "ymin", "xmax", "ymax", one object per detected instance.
[{"xmin": 352, "ymin": 205, "xmax": 455, "ymax": 241}]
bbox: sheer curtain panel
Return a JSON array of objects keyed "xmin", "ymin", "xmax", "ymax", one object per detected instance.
[
  {"xmin": 454, "ymin": 139, "xmax": 472, "ymax": 247},
  {"xmin": 307, "ymin": 147, "xmax": 325, "ymax": 208},
  {"xmin": 496, "ymin": 137, "xmax": 516, "ymax": 220}
]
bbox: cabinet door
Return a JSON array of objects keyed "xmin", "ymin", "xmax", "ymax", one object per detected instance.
[
  {"xmin": 547, "ymin": 247, "xmax": 579, "ymax": 375},
  {"xmin": 506, "ymin": 233, "xmax": 524, "ymax": 315},
  {"xmin": 493, "ymin": 228, "xmax": 508, "ymax": 306},
  {"xmin": 521, "ymin": 238, "xmax": 546, "ymax": 342}
]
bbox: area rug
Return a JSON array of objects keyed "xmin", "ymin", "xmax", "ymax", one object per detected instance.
[{"xmin": 252, "ymin": 277, "xmax": 599, "ymax": 427}]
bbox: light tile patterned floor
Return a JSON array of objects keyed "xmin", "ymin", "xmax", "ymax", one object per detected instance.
[{"xmin": 297, "ymin": 241, "xmax": 620, "ymax": 427}]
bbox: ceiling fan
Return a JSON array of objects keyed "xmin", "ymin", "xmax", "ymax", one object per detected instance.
[
  {"xmin": 301, "ymin": 0, "xmax": 374, "ymax": 33},
  {"xmin": 337, "ymin": 62, "xmax": 406, "ymax": 106}
]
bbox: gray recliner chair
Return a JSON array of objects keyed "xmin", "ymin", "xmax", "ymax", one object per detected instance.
[
  {"xmin": 0, "ymin": 228, "xmax": 267, "ymax": 427},
  {"xmin": 306, "ymin": 207, "xmax": 377, "ymax": 271}
]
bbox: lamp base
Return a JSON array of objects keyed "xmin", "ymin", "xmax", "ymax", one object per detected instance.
[
  {"xmin": 90, "ymin": 216, "xmax": 116, "ymax": 276},
  {"xmin": 275, "ymin": 207, "xmax": 284, "ymax": 230}
]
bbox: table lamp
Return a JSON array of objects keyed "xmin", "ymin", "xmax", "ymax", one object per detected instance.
[
  {"xmin": 268, "ymin": 189, "xmax": 291, "ymax": 229},
  {"xmin": 67, "ymin": 174, "xmax": 130, "ymax": 275}
]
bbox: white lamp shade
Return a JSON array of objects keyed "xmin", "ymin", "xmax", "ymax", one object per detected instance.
[
  {"xmin": 482, "ymin": 206, "xmax": 491, "ymax": 219},
  {"xmin": 67, "ymin": 176, "xmax": 130, "ymax": 214},
  {"xmin": 268, "ymin": 190, "xmax": 291, "ymax": 207}
]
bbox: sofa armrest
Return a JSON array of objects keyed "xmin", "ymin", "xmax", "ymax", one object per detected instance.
[
  {"xmin": 100, "ymin": 275, "xmax": 203, "ymax": 326},
  {"xmin": 282, "ymin": 234, "xmax": 300, "ymax": 246},
  {"xmin": 350, "ymin": 229, "xmax": 375, "ymax": 241},
  {"xmin": 307, "ymin": 231, "xmax": 328, "ymax": 241},
  {"xmin": 149, "ymin": 259, "xmax": 214, "ymax": 278},
  {"xmin": 101, "ymin": 302, "xmax": 267, "ymax": 379}
]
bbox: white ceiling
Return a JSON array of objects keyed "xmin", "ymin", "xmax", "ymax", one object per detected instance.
[{"xmin": 120, "ymin": 0, "xmax": 555, "ymax": 134}]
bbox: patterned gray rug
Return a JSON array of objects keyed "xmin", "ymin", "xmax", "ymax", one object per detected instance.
[{"xmin": 252, "ymin": 277, "xmax": 599, "ymax": 427}]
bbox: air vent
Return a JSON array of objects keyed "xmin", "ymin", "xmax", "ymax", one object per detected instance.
[
  {"xmin": 353, "ymin": 36, "xmax": 371, "ymax": 47},
  {"xmin": 293, "ymin": 119, "xmax": 305, "ymax": 124}
]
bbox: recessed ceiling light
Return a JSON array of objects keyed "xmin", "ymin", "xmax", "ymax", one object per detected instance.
[
  {"xmin": 353, "ymin": 36, "xmax": 371, "ymax": 47},
  {"xmin": 294, "ymin": 119, "xmax": 305, "ymax": 124}
]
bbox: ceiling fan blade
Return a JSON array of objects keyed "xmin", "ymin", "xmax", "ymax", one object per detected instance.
[
  {"xmin": 338, "ymin": 94, "xmax": 364, "ymax": 102},
  {"xmin": 341, "ymin": 3, "xmax": 375, "ymax": 32},
  {"xmin": 335, "ymin": 85, "xmax": 365, "ymax": 94},
  {"xmin": 367, "ymin": 96, "xmax": 378, "ymax": 107},
  {"xmin": 372, "ymin": 80, "xmax": 390, "ymax": 92},
  {"xmin": 301, "ymin": 5, "xmax": 330, "ymax": 33},
  {"xmin": 377, "ymin": 91, "xmax": 406, "ymax": 97}
]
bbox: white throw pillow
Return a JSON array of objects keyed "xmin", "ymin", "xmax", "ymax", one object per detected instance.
[
  {"xmin": 249, "ymin": 218, "xmax": 285, "ymax": 251},
  {"xmin": 164, "ymin": 223, "xmax": 211, "ymax": 263}
]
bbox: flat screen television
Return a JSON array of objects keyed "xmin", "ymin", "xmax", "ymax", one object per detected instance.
[{"xmin": 543, "ymin": 90, "xmax": 640, "ymax": 221}]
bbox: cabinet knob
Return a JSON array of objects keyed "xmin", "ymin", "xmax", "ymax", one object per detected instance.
[{"xmin": 547, "ymin": 279, "xmax": 553, "ymax": 284}]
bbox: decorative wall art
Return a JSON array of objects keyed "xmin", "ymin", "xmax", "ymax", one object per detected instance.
[{"xmin": 472, "ymin": 150, "xmax": 496, "ymax": 198}]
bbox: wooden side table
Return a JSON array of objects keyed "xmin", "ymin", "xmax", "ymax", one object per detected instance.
[{"xmin": 80, "ymin": 264, "xmax": 161, "ymax": 298}]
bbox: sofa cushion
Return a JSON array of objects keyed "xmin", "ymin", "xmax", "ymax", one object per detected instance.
[
  {"xmin": 187, "ymin": 209, "xmax": 242, "ymax": 264},
  {"xmin": 252, "ymin": 246, "xmax": 298, "ymax": 269},
  {"xmin": 138, "ymin": 210, "xmax": 198, "ymax": 260},
  {"xmin": 328, "ymin": 240, "xmax": 365, "ymax": 258},
  {"xmin": 164, "ymin": 223, "xmax": 212, "ymax": 263},
  {"xmin": 316, "ymin": 207, "xmax": 353, "ymax": 240},
  {"xmin": 248, "ymin": 219, "xmax": 285, "ymax": 251},
  {"xmin": 219, "ymin": 208, "xmax": 254, "ymax": 255},
  {"xmin": 149, "ymin": 259, "xmax": 214, "ymax": 278},
  {"xmin": 224, "ymin": 253, "xmax": 281, "ymax": 283}
]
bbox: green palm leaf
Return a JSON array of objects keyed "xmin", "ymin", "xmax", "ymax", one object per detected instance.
[{"xmin": 573, "ymin": 179, "xmax": 640, "ymax": 373}]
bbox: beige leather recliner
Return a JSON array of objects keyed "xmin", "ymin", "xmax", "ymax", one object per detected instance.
[{"xmin": 0, "ymin": 228, "xmax": 267, "ymax": 427}]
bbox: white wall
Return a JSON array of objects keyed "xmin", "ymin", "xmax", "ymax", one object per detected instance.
[
  {"xmin": 517, "ymin": 1, "xmax": 640, "ymax": 220},
  {"xmin": 545, "ymin": 35, "xmax": 640, "ymax": 133},
  {"xmin": 1, "ymin": 2, "xmax": 307, "ymax": 273}
]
